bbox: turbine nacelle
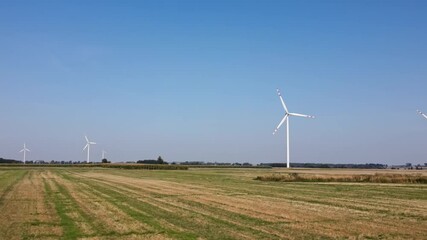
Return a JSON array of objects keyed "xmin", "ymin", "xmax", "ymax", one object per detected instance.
[
  {"xmin": 19, "ymin": 143, "xmax": 30, "ymax": 153},
  {"xmin": 83, "ymin": 135, "xmax": 97, "ymax": 150}
]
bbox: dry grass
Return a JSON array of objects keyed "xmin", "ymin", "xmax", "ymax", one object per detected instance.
[
  {"xmin": 0, "ymin": 170, "xmax": 62, "ymax": 239},
  {"xmin": 255, "ymin": 172, "xmax": 427, "ymax": 183},
  {"xmin": 0, "ymin": 167, "xmax": 426, "ymax": 239}
]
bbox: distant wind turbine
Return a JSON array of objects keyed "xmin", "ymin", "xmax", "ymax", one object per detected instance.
[
  {"xmin": 19, "ymin": 143, "xmax": 30, "ymax": 164},
  {"xmin": 417, "ymin": 110, "xmax": 427, "ymax": 120},
  {"xmin": 102, "ymin": 150, "xmax": 107, "ymax": 160},
  {"xmin": 83, "ymin": 135, "xmax": 96, "ymax": 163},
  {"xmin": 273, "ymin": 89, "xmax": 315, "ymax": 168}
]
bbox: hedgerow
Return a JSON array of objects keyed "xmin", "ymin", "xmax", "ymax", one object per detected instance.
[
  {"xmin": 254, "ymin": 173, "xmax": 427, "ymax": 184},
  {"xmin": 0, "ymin": 164, "xmax": 188, "ymax": 170}
]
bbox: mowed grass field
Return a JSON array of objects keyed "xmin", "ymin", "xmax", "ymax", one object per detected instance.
[{"xmin": 0, "ymin": 167, "xmax": 426, "ymax": 239}]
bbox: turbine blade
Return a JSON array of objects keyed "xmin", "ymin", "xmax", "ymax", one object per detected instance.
[
  {"xmin": 83, "ymin": 144, "xmax": 89, "ymax": 151},
  {"xmin": 19, "ymin": 149, "xmax": 24, "ymax": 152},
  {"xmin": 85, "ymin": 135, "xmax": 89, "ymax": 143},
  {"xmin": 417, "ymin": 110, "xmax": 427, "ymax": 119},
  {"xmin": 289, "ymin": 112, "xmax": 315, "ymax": 118},
  {"xmin": 90, "ymin": 142, "xmax": 96, "ymax": 145},
  {"xmin": 26, "ymin": 149, "xmax": 30, "ymax": 152},
  {"xmin": 273, "ymin": 115, "xmax": 288, "ymax": 135},
  {"xmin": 277, "ymin": 89, "xmax": 289, "ymax": 113}
]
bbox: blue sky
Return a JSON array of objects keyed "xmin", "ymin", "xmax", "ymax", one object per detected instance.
[{"xmin": 1, "ymin": 0, "xmax": 427, "ymax": 164}]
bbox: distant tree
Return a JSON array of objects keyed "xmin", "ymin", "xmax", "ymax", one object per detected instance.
[
  {"xmin": 0, "ymin": 158, "xmax": 21, "ymax": 164},
  {"xmin": 102, "ymin": 158, "xmax": 110, "ymax": 163},
  {"xmin": 157, "ymin": 156, "xmax": 164, "ymax": 164}
]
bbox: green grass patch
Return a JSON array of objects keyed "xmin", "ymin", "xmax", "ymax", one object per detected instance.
[
  {"xmin": 0, "ymin": 170, "xmax": 27, "ymax": 205},
  {"xmin": 43, "ymin": 178, "xmax": 81, "ymax": 240}
]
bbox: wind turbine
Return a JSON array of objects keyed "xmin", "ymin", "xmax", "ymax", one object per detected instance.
[
  {"xmin": 19, "ymin": 143, "xmax": 30, "ymax": 164},
  {"xmin": 417, "ymin": 110, "xmax": 427, "ymax": 120},
  {"xmin": 273, "ymin": 89, "xmax": 315, "ymax": 168},
  {"xmin": 101, "ymin": 150, "xmax": 107, "ymax": 160},
  {"xmin": 83, "ymin": 135, "xmax": 96, "ymax": 163}
]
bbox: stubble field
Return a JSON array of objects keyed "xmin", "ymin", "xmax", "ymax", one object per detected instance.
[{"xmin": 0, "ymin": 167, "xmax": 426, "ymax": 239}]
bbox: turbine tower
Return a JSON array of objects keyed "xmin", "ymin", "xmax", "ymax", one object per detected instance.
[
  {"xmin": 417, "ymin": 110, "xmax": 427, "ymax": 120},
  {"xmin": 273, "ymin": 89, "xmax": 314, "ymax": 168},
  {"xmin": 83, "ymin": 135, "xmax": 96, "ymax": 163},
  {"xmin": 19, "ymin": 143, "xmax": 30, "ymax": 164},
  {"xmin": 102, "ymin": 150, "xmax": 107, "ymax": 160}
]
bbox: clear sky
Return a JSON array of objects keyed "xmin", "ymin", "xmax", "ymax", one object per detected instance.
[{"xmin": 1, "ymin": 0, "xmax": 427, "ymax": 165}]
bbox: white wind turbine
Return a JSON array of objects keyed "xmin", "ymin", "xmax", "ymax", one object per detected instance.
[
  {"xmin": 417, "ymin": 110, "xmax": 427, "ymax": 120},
  {"xmin": 83, "ymin": 135, "xmax": 96, "ymax": 163},
  {"xmin": 19, "ymin": 143, "xmax": 30, "ymax": 164},
  {"xmin": 101, "ymin": 150, "xmax": 107, "ymax": 160},
  {"xmin": 273, "ymin": 89, "xmax": 315, "ymax": 168}
]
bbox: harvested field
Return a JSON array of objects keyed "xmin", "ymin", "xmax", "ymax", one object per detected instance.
[{"xmin": 0, "ymin": 167, "xmax": 426, "ymax": 239}]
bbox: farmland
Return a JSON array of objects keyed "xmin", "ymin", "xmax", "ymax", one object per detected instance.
[{"xmin": 0, "ymin": 167, "xmax": 426, "ymax": 239}]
